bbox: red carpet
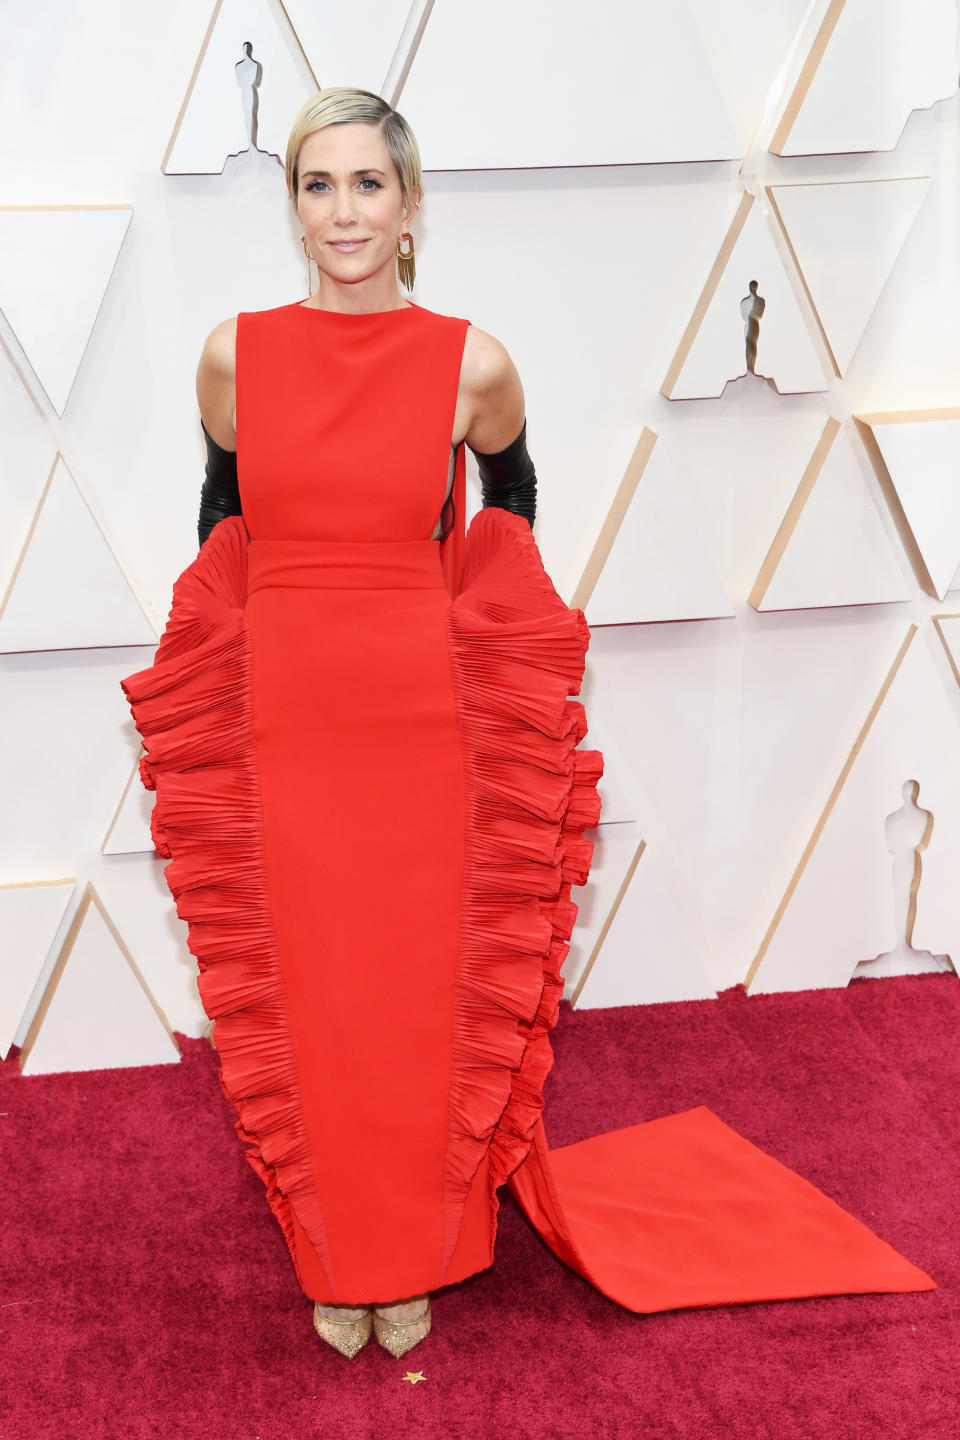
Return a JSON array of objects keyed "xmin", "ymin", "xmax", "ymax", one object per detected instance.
[{"xmin": 2, "ymin": 973, "xmax": 956, "ymax": 1439}]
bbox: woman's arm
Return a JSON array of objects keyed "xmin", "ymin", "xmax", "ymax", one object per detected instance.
[
  {"xmin": 462, "ymin": 327, "xmax": 537, "ymax": 527},
  {"xmin": 195, "ymin": 319, "xmax": 240, "ymax": 547}
]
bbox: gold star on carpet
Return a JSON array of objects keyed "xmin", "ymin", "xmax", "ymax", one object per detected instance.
[{"xmin": 403, "ymin": 1371, "xmax": 426, "ymax": 1384}]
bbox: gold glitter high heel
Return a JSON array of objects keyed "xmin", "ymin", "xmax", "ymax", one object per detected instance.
[
  {"xmin": 313, "ymin": 1302, "xmax": 374, "ymax": 1358},
  {"xmin": 372, "ymin": 1299, "xmax": 432, "ymax": 1358}
]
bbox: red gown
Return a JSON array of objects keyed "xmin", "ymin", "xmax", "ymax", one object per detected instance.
[{"xmin": 121, "ymin": 299, "xmax": 934, "ymax": 1310}]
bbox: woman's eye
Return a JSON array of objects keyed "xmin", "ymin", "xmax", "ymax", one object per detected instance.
[{"xmin": 305, "ymin": 178, "xmax": 382, "ymax": 193}]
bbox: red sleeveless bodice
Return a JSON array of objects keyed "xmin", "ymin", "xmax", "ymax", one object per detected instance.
[{"xmin": 235, "ymin": 300, "xmax": 466, "ymax": 543}]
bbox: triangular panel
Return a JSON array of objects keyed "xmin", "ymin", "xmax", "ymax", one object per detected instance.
[
  {"xmin": 19, "ymin": 883, "xmax": 180, "ymax": 1075},
  {"xmin": 0, "ymin": 455, "xmax": 157, "ymax": 653},
  {"xmin": 102, "ymin": 750, "xmax": 155, "ymax": 855},
  {"xmin": 571, "ymin": 828, "xmax": 716, "ymax": 1008},
  {"xmin": 0, "ymin": 347, "xmax": 56, "ymax": 595},
  {"xmin": 281, "ymin": 0, "xmax": 411, "ymax": 95},
  {"xmin": 400, "ymin": 0, "xmax": 740, "ymax": 169},
  {"xmin": 686, "ymin": 0, "xmax": 812, "ymax": 152},
  {"xmin": 750, "ymin": 418, "xmax": 910, "ymax": 611},
  {"xmin": 934, "ymin": 614, "xmax": 960, "ymax": 686},
  {"xmin": 771, "ymin": 0, "xmax": 959, "ymax": 156},
  {"xmin": 94, "ymin": 861, "xmax": 209, "ymax": 1039},
  {"xmin": 0, "ymin": 207, "xmax": 132, "ymax": 415},
  {"xmin": 574, "ymin": 429, "xmax": 734, "ymax": 625},
  {"xmin": 856, "ymin": 409, "xmax": 960, "ymax": 601},
  {"xmin": 0, "ymin": 879, "xmax": 75, "ymax": 1060},
  {"xmin": 769, "ymin": 178, "xmax": 930, "ymax": 374}
]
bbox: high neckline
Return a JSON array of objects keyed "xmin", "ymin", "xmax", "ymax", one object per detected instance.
[{"xmin": 293, "ymin": 300, "xmax": 419, "ymax": 317}]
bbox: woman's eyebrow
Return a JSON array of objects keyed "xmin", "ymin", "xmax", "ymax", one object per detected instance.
[{"xmin": 301, "ymin": 168, "xmax": 387, "ymax": 178}]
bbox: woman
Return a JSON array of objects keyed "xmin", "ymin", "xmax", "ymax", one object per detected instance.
[
  {"xmin": 121, "ymin": 87, "xmax": 934, "ymax": 1364},
  {"xmin": 125, "ymin": 85, "xmax": 602, "ymax": 1359}
]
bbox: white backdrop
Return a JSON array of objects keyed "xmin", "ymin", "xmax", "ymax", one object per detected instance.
[{"xmin": 2, "ymin": 0, "xmax": 960, "ymax": 1071}]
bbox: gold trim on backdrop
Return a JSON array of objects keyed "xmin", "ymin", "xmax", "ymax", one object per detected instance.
[
  {"xmin": 853, "ymin": 416, "xmax": 941, "ymax": 599},
  {"xmin": 769, "ymin": 0, "xmax": 848, "ymax": 155},
  {"xmin": 764, "ymin": 187, "xmax": 842, "ymax": 377},
  {"xmin": 748, "ymin": 417, "xmax": 841, "ymax": 609},
  {"xmin": 570, "ymin": 428, "xmax": 657, "ymax": 612}
]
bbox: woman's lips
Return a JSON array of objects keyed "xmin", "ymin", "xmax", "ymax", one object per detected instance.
[{"xmin": 328, "ymin": 239, "xmax": 369, "ymax": 251}]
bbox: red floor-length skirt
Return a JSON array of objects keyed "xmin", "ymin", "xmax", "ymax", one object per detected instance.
[{"xmin": 121, "ymin": 299, "xmax": 934, "ymax": 1310}]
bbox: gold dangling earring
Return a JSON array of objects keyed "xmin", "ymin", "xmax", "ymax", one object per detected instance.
[
  {"xmin": 301, "ymin": 236, "xmax": 312, "ymax": 297},
  {"xmin": 396, "ymin": 231, "xmax": 415, "ymax": 291}
]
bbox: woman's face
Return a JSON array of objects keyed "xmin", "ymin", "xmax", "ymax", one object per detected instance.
[{"xmin": 295, "ymin": 122, "xmax": 417, "ymax": 289}]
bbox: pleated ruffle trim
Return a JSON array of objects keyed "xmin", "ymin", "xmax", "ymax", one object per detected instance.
[
  {"xmin": 120, "ymin": 509, "xmax": 602, "ymax": 1289},
  {"xmin": 120, "ymin": 516, "xmax": 335, "ymax": 1292},
  {"xmin": 441, "ymin": 507, "xmax": 602, "ymax": 1275}
]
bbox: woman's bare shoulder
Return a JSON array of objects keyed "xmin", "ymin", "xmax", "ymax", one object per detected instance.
[
  {"xmin": 462, "ymin": 323, "xmax": 514, "ymax": 389},
  {"xmin": 460, "ymin": 323, "xmax": 525, "ymax": 452},
  {"xmin": 197, "ymin": 316, "xmax": 238, "ymax": 380},
  {"xmin": 196, "ymin": 317, "xmax": 238, "ymax": 446}
]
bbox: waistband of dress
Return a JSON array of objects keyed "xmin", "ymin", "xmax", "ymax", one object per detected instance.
[{"xmin": 246, "ymin": 537, "xmax": 447, "ymax": 592}]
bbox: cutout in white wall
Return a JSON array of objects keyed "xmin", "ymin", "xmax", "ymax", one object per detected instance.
[
  {"xmin": 570, "ymin": 826, "xmax": 716, "ymax": 1008},
  {"xmin": 164, "ymin": 0, "xmax": 319, "ymax": 173},
  {"xmin": 572, "ymin": 429, "xmax": 734, "ymax": 625},
  {"xmin": 771, "ymin": 0, "xmax": 959, "ymax": 156},
  {"xmin": 102, "ymin": 751, "xmax": 155, "ymax": 855},
  {"xmin": 0, "ymin": 879, "xmax": 75, "ymax": 1060},
  {"xmin": 400, "ymin": 0, "xmax": 740, "ymax": 170},
  {"xmin": 853, "ymin": 780, "xmax": 953, "ymax": 977},
  {"xmin": 749, "ymin": 418, "xmax": 909, "ymax": 611},
  {"xmin": 18, "ymin": 882, "xmax": 180, "ymax": 1075},
  {"xmin": 769, "ymin": 178, "xmax": 931, "ymax": 375},
  {"xmin": 0, "ymin": 455, "xmax": 157, "ymax": 653},
  {"xmin": 0, "ymin": 206, "xmax": 132, "ymax": 415},
  {"xmin": 662, "ymin": 193, "xmax": 828, "ymax": 399},
  {"xmin": 856, "ymin": 410, "xmax": 960, "ymax": 601},
  {"xmin": 748, "ymin": 628, "xmax": 960, "ymax": 992}
]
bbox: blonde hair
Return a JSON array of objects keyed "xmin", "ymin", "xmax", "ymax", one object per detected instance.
[{"xmin": 285, "ymin": 87, "xmax": 423, "ymax": 210}]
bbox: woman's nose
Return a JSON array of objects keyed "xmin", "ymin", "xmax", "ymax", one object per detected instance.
[{"xmin": 332, "ymin": 190, "xmax": 358, "ymax": 223}]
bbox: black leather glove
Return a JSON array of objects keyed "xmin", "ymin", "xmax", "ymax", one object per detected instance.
[
  {"xmin": 198, "ymin": 419, "xmax": 242, "ymax": 547},
  {"xmin": 471, "ymin": 418, "xmax": 537, "ymax": 528}
]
